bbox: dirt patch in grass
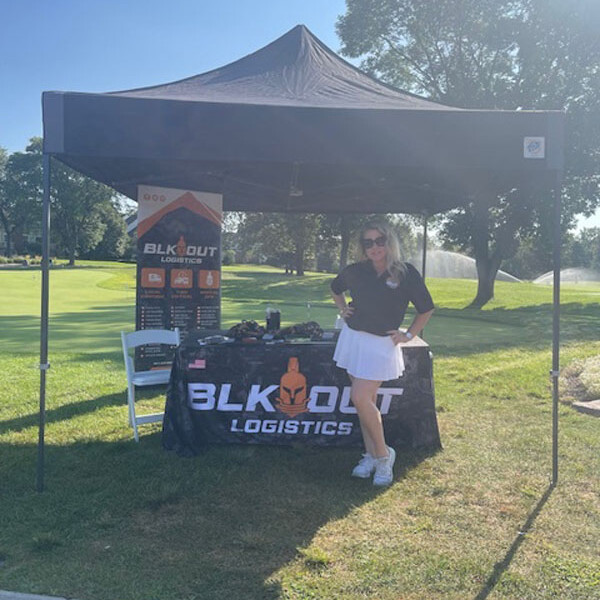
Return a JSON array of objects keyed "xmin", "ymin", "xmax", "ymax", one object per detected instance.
[{"xmin": 560, "ymin": 354, "xmax": 600, "ymax": 403}]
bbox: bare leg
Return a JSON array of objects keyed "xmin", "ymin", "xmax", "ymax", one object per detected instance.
[
  {"xmin": 350, "ymin": 375, "xmax": 376, "ymax": 456},
  {"xmin": 351, "ymin": 377, "xmax": 388, "ymax": 458},
  {"xmin": 348, "ymin": 374, "xmax": 375, "ymax": 455}
]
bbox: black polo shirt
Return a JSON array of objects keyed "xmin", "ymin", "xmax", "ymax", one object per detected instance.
[{"xmin": 330, "ymin": 261, "xmax": 434, "ymax": 336}]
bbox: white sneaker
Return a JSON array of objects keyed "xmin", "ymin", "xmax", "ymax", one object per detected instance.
[
  {"xmin": 373, "ymin": 446, "xmax": 396, "ymax": 487},
  {"xmin": 351, "ymin": 453, "xmax": 376, "ymax": 478}
]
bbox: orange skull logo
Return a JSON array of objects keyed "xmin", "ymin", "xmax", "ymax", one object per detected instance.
[{"xmin": 276, "ymin": 357, "xmax": 309, "ymax": 417}]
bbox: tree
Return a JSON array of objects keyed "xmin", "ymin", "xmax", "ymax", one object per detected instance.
[
  {"xmin": 81, "ymin": 200, "xmax": 129, "ymax": 260},
  {"xmin": 0, "ymin": 147, "xmax": 12, "ymax": 255},
  {"xmin": 319, "ymin": 214, "xmax": 366, "ymax": 271},
  {"xmin": 319, "ymin": 213, "xmax": 419, "ymax": 272},
  {"xmin": 1, "ymin": 143, "xmax": 42, "ymax": 257},
  {"xmin": 233, "ymin": 212, "xmax": 419, "ymax": 275},
  {"xmin": 337, "ymin": 0, "xmax": 600, "ymax": 305},
  {"xmin": 563, "ymin": 227, "xmax": 600, "ymax": 272},
  {"xmin": 51, "ymin": 162, "xmax": 116, "ymax": 265},
  {"xmin": 235, "ymin": 213, "xmax": 321, "ymax": 275},
  {"xmin": 235, "ymin": 213, "xmax": 294, "ymax": 268},
  {"xmin": 5, "ymin": 138, "xmax": 122, "ymax": 265}
]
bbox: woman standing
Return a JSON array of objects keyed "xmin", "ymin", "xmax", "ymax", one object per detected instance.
[{"xmin": 331, "ymin": 222, "xmax": 434, "ymax": 486}]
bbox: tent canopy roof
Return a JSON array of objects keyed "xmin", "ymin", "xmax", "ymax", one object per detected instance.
[
  {"xmin": 110, "ymin": 25, "xmax": 458, "ymax": 111},
  {"xmin": 43, "ymin": 25, "xmax": 563, "ymax": 214}
]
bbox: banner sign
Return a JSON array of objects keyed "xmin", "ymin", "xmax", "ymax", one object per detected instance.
[
  {"xmin": 163, "ymin": 339, "xmax": 441, "ymax": 453},
  {"xmin": 135, "ymin": 185, "xmax": 222, "ymax": 370}
]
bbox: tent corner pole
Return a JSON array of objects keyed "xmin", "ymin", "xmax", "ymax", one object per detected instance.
[
  {"xmin": 421, "ymin": 212, "xmax": 428, "ymax": 279},
  {"xmin": 420, "ymin": 212, "xmax": 428, "ymax": 342},
  {"xmin": 551, "ymin": 172, "xmax": 563, "ymax": 486},
  {"xmin": 37, "ymin": 153, "xmax": 51, "ymax": 493}
]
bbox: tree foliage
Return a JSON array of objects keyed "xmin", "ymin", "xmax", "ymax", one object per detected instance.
[
  {"xmin": 502, "ymin": 226, "xmax": 600, "ymax": 279},
  {"xmin": 234, "ymin": 213, "xmax": 321, "ymax": 275},
  {"xmin": 562, "ymin": 227, "xmax": 600, "ymax": 273},
  {"xmin": 1, "ymin": 138, "xmax": 129, "ymax": 263},
  {"xmin": 50, "ymin": 162, "xmax": 116, "ymax": 265},
  {"xmin": 230, "ymin": 211, "xmax": 419, "ymax": 275},
  {"xmin": 337, "ymin": 0, "xmax": 600, "ymax": 305},
  {"xmin": 0, "ymin": 142, "xmax": 42, "ymax": 256},
  {"xmin": 80, "ymin": 200, "xmax": 130, "ymax": 261}
]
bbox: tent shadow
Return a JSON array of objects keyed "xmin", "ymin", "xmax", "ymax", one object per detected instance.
[
  {"xmin": 473, "ymin": 483, "xmax": 556, "ymax": 600},
  {"xmin": 0, "ymin": 305, "xmax": 134, "ymax": 355},
  {"xmin": 431, "ymin": 301, "xmax": 600, "ymax": 359},
  {"xmin": 3, "ymin": 299, "xmax": 599, "ymax": 359},
  {"xmin": 0, "ymin": 436, "xmax": 437, "ymax": 600},
  {"xmin": 0, "ymin": 391, "xmax": 126, "ymax": 436}
]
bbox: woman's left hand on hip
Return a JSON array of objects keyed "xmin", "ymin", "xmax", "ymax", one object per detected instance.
[{"xmin": 387, "ymin": 330, "xmax": 411, "ymax": 345}]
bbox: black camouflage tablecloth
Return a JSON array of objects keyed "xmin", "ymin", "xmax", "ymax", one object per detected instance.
[{"xmin": 162, "ymin": 333, "xmax": 441, "ymax": 455}]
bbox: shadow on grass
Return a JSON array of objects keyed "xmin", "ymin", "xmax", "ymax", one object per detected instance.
[
  {"xmin": 0, "ymin": 436, "xmax": 437, "ymax": 600},
  {"xmin": 0, "ymin": 391, "xmax": 127, "ymax": 436},
  {"xmin": 0, "ymin": 263, "xmax": 132, "ymax": 271},
  {"xmin": 221, "ymin": 270, "xmax": 333, "ymax": 303},
  {"xmin": 430, "ymin": 301, "xmax": 600, "ymax": 358},
  {"xmin": 5, "ymin": 300, "xmax": 600, "ymax": 359},
  {"xmin": 474, "ymin": 483, "xmax": 556, "ymax": 600},
  {"xmin": 0, "ymin": 304, "xmax": 135, "ymax": 355}
]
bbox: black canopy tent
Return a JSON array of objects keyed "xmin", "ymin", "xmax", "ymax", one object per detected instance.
[{"xmin": 39, "ymin": 25, "xmax": 564, "ymax": 490}]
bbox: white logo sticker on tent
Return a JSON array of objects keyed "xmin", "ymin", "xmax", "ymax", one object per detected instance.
[{"xmin": 524, "ymin": 137, "xmax": 545, "ymax": 159}]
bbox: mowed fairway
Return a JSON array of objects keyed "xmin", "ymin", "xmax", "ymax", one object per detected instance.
[{"xmin": 1, "ymin": 262, "xmax": 599, "ymax": 600}]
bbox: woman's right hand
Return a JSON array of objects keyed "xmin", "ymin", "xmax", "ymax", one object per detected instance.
[{"xmin": 340, "ymin": 306, "xmax": 354, "ymax": 320}]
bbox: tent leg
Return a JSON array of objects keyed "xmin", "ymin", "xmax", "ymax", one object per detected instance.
[
  {"xmin": 551, "ymin": 175, "xmax": 562, "ymax": 486},
  {"xmin": 420, "ymin": 213, "xmax": 428, "ymax": 341},
  {"xmin": 421, "ymin": 213, "xmax": 428, "ymax": 279},
  {"xmin": 37, "ymin": 153, "xmax": 51, "ymax": 493}
]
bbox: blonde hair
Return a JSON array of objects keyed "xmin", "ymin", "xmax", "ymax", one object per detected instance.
[{"xmin": 358, "ymin": 221, "xmax": 407, "ymax": 283}]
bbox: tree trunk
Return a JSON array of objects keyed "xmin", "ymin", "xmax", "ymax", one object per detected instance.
[
  {"xmin": 295, "ymin": 243, "xmax": 305, "ymax": 276},
  {"xmin": 13, "ymin": 227, "xmax": 25, "ymax": 256},
  {"xmin": 0, "ymin": 214, "xmax": 12, "ymax": 257},
  {"xmin": 339, "ymin": 215, "xmax": 351, "ymax": 270},
  {"xmin": 68, "ymin": 229, "xmax": 77, "ymax": 266},
  {"xmin": 5, "ymin": 233, "xmax": 12, "ymax": 258},
  {"xmin": 468, "ymin": 193, "xmax": 499, "ymax": 308},
  {"xmin": 470, "ymin": 256, "xmax": 501, "ymax": 308}
]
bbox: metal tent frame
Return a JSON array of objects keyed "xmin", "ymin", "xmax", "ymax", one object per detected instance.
[{"xmin": 37, "ymin": 25, "xmax": 565, "ymax": 491}]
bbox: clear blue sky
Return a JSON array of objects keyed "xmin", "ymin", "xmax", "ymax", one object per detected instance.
[
  {"xmin": 2, "ymin": 0, "xmax": 598, "ymax": 229},
  {"xmin": 1, "ymin": 0, "xmax": 347, "ymax": 153}
]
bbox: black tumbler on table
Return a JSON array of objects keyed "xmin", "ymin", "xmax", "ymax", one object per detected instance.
[{"xmin": 266, "ymin": 308, "xmax": 281, "ymax": 332}]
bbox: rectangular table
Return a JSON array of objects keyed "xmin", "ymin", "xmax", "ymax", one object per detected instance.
[{"xmin": 162, "ymin": 332, "xmax": 441, "ymax": 456}]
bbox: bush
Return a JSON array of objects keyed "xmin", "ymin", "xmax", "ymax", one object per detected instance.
[
  {"xmin": 222, "ymin": 249, "xmax": 235, "ymax": 265},
  {"xmin": 560, "ymin": 355, "xmax": 600, "ymax": 403},
  {"xmin": 0, "ymin": 254, "xmax": 28, "ymax": 264}
]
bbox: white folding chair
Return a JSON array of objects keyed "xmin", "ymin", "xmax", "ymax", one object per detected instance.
[{"xmin": 121, "ymin": 328, "xmax": 180, "ymax": 442}]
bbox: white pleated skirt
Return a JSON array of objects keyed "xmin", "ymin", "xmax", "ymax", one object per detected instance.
[{"xmin": 333, "ymin": 324, "xmax": 405, "ymax": 381}]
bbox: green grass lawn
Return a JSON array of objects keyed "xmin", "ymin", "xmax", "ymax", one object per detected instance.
[{"xmin": 1, "ymin": 263, "xmax": 599, "ymax": 600}]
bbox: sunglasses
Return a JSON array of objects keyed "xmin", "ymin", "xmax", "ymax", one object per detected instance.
[{"xmin": 362, "ymin": 235, "xmax": 387, "ymax": 249}]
